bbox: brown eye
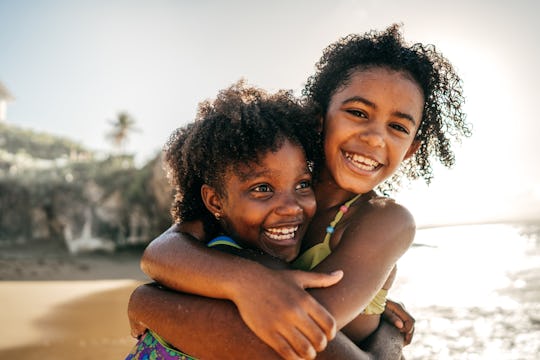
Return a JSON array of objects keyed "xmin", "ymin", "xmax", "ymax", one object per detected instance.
[
  {"xmin": 253, "ymin": 184, "xmax": 272, "ymax": 192},
  {"xmin": 390, "ymin": 123, "xmax": 410, "ymax": 134},
  {"xmin": 295, "ymin": 180, "xmax": 312, "ymax": 190},
  {"xmin": 347, "ymin": 109, "xmax": 367, "ymax": 118}
]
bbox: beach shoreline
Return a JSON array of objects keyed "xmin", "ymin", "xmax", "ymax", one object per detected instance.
[
  {"xmin": 2, "ymin": 222, "xmax": 539, "ymax": 359},
  {"xmin": 0, "ymin": 240, "xmax": 148, "ymax": 281}
]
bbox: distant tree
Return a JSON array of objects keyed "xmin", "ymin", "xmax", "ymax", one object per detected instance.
[{"xmin": 106, "ymin": 112, "xmax": 139, "ymax": 154}]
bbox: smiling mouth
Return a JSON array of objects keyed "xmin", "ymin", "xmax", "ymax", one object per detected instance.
[
  {"xmin": 344, "ymin": 151, "xmax": 381, "ymax": 171},
  {"xmin": 264, "ymin": 226, "xmax": 299, "ymax": 241}
]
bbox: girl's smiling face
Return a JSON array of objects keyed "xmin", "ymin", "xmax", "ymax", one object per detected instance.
[
  {"xmin": 322, "ymin": 67, "xmax": 424, "ymax": 195},
  {"xmin": 210, "ymin": 139, "xmax": 316, "ymax": 262}
]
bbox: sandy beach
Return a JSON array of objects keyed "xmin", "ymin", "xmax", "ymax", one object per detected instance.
[
  {"xmin": 1, "ymin": 222, "xmax": 539, "ymax": 359},
  {"xmin": 0, "ymin": 280, "xmax": 142, "ymax": 359},
  {"xmin": 0, "ymin": 242, "xmax": 147, "ymax": 360}
]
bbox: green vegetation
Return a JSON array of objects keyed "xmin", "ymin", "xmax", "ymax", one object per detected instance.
[
  {"xmin": 0, "ymin": 123, "xmax": 172, "ymax": 250},
  {"xmin": 0, "ymin": 122, "xmax": 89, "ymax": 160}
]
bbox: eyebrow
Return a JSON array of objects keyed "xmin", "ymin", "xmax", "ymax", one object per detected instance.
[
  {"xmin": 243, "ymin": 170, "xmax": 268, "ymax": 180},
  {"xmin": 342, "ymin": 96, "xmax": 417, "ymax": 126},
  {"xmin": 236, "ymin": 163, "xmax": 311, "ymax": 182},
  {"xmin": 236, "ymin": 166, "xmax": 267, "ymax": 182}
]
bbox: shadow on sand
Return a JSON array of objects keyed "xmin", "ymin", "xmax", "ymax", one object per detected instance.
[{"xmin": 0, "ymin": 283, "xmax": 142, "ymax": 360}]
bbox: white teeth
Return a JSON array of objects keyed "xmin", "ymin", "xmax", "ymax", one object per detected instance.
[
  {"xmin": 265, "ymin": 226, "xmax": 298, "ymax": 240},
  {"xmin": 344, "ymin": 152, "xmax": 380, "ymax": 170}
]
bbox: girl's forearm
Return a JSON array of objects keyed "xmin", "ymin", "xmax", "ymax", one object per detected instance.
[
  {"xmin": 141, "ymin": 224, "xmax": 268, "ymax": 301},
  {"xmin": 128, "ymin": 284, "xmax": 373, "ymax": 360},
  {"xmin": 141, "ymin": 224, "xmax": 347, "ymax": 359},
  {"xmin": 127, "ymin": 283, "xmax": 280, "ymax": 359}
]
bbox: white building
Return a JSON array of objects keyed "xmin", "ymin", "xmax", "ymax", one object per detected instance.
[{"xmin": 0, "ymin": 81, "xmax": 15, "ymax": 122}]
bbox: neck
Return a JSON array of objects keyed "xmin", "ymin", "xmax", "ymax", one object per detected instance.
[{"xmin": 314, "ymin": 169, "xmax": 358, "ymax": 210}]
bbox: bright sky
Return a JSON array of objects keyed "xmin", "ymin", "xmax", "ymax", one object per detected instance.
[{"xmin": 1, "ymin": 0, "xmax": 539, "ymax": 226}]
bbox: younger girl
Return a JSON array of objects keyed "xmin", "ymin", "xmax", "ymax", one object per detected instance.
[
  {"xmin": 130, "ymin": 24, "xmax": 471, "ymax": 359},
  {"xmin": 127, "ymin": 82, "xmax": 341, "ymax": 359}
]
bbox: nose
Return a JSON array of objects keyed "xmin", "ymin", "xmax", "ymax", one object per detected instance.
[
  {"xmin": 359, "ymin": 123, "xmax": 385, "ymax": 148},
  {"xmin": 275, "ymin": 193, "xmax": 303, "ymax": 216}
]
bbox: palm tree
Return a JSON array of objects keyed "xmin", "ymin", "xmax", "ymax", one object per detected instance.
[{"xmin": 106, "ymin": 111, "xmax": 138, "ymax": 154}]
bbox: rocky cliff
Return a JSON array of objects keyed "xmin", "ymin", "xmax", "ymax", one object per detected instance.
[{"xmin": 0, "ymin": 123, "xmax": 173, "ymax": 253}]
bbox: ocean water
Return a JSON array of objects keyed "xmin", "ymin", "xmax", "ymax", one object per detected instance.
[{"xmin": 393, "ymin": 222, "xmax": 540, "ymax": 360}]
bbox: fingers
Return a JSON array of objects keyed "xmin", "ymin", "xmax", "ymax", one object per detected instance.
[
  {"xmin": 384, "ymin": 299, "xmax": 415, "ymax": 332},
  {"xmin": 402, "ymin": 316, "xmax": 415, "ymax": 345},
  {"xmin": 383, "ymin": 308, "xmax": 404, "ymax": 329},
  {"xmin": 278, "ymin": 296, "xmax": 335, "ymax": 354},
  {"xmin": 391, "ymin": 311, "xmax": 414, "ymax": 345},
  {"xmin": 267, "ymin": 333, "xmax": 304, "ymax": 360},
  {"xmin": 294, "ymin": 305, "xmax": 334, "ymax": 352},
  {"xmin": 272, "ymin": 334, "xmax": 302, "ymax": 360},
  {"xmin": 294, "ymin": 269, "xmax": 343, "ymax": 290},
  {"xmin": 285, "ymin": 328, "xmax": 318, "ymax": 360},
  {"xmin": 268, "ymin": 329, "xmax": 316, "ymax": 360},
  {"xmin": 404, "ymin": 324, "xmax": 415, "ymax": 345},
  {"xmin": 400, "ymin": 314, "xmax": 415, "ymax": 338},
  {"xmin": 382, "ymin": 300, "xmax": 416, "ymax": 346},
  {"xmin": 383, "ymin": 301, "xmax": 404, "ymax": 329},
  {"xmin": 240, "ymin": 270, "xmax": 341, "ymax": 359},
  {"xmin": 307, "ymin": 301, "xmax": 337, "ymax": 343},
  {"xmin": 273, "ymin": 289, "xmax": 336, "ymax": 357}
]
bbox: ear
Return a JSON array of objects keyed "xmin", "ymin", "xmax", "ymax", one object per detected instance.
[
  {"xmin": 404, "ymin": 140, "xmax": 421, "ymax": 160},
  {"xmin": 201, "ymin": 184, "xmax": 223, "ymax": 216}
]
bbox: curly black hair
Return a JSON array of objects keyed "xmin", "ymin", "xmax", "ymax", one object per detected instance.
[
  {"xmin": 164, "ymin": 81, "xmax": 321, "ymax": 236},
  {"xmin": 303, "ymin": 24, "xmax": 472, "ymax": 190}
]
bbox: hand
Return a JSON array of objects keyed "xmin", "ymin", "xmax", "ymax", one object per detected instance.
[
  {"xmin": 232, "ymin": 268, "xmax": 343, "ymax": 360},
  {"xmin": 382, "ymin": 299, "xmax": 415, "ymax": 345}
]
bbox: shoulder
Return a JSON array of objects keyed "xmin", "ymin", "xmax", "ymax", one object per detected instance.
[
  {"xmin": 176, "ymin": 220, "xmax": 207, "ymax": 241},
  {"xmin": 344, "ymin": 192, "xmax": 416, "ymax": 249},
  {"xmin": 364, "ymin": 193, "xmax": 415, "ymax": 226}
]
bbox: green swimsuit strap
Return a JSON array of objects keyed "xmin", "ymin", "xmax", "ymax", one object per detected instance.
[{"xmin": 322, "ymin": 193, "xmax": 362, "ymax": 245}]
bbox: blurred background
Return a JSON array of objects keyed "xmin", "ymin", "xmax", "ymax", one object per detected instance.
[{"xmin": 0, "ymin": 0, "xmax": 538, "ymax": 359}]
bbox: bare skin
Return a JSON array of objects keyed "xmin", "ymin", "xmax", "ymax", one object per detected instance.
[
  {"xmin": 131, "ymin": 68, "xmax": 420, "ymax": 359},
  {"xmin": 132, "ymin": 195, "xmax": 414, "ymax": 359},
  {"xmin": 137, "ymin": 226, "xmax": 345, "ymax": 358},
  {"xmin": 128, "ymin": 283, "xmax": 406, "ymax": 360}
]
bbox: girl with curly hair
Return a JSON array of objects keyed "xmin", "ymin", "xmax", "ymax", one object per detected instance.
[
  {"xmin": 127, "ymin": 82, "xmax": 326, "ymax": 359},
  {"xmin": 128, "ymin": 24, "xmax": 471, "ymax": 359}
]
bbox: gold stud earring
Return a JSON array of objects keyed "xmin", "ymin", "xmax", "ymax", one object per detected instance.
[{"xmin": 214, "ymin": 212, "xmax": 221, "ymax": 220}]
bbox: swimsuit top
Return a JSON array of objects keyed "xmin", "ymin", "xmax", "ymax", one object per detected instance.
[
  {"xmin": 207, "ymin": 235, "xmax": 242, "ymax": 249},
  {"xmin": 292, "ymin": 234, "xmax": 332, "ymax": 271},
  {"xmin": 293, "ymin": 194, "xmax": 363, "ymax": 272},
  {"xmin": 292, "ymin": 197, "xmax": 388, "ymax": 316}
]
